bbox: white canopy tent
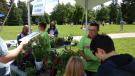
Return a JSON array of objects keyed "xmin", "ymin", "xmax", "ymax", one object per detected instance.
[{"xmin": 75, "ymin": 0, "xmax": 110, "ymax": 26}]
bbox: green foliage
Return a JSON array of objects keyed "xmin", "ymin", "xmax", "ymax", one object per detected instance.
[
  {"xmin": 51, "ymin": 4, "xmax": 68, "ymax": 24},
  {"xmin": 6, "ymin": 4, "xmax": 23, "ymax": 25},
  {"xmin": 72, "ymin": 5, "xmax": 84, "ymax": 24},
  {"xmin": 0, "ymin": 0, "xmax": 8, "ymax": 14},
  {"xmin": 87, "ymin": 10, "xmax": 96, "ymax": 21},
  {"xmin": 96, "ymin": 4, "xmax": 110, "ymax": 22},
  {"xmin": 116, "ymin": 6, "xmax": 122, "ymax": 24},
  {"xmin": 121, "ymin": 0, "xmax": 135, "ymax": 24},
  {"xmin": 50, "ymin": 4, "xmax": 83, "ymax": 25},
  {"xmin": 29, "ymin": 35, "xmax": 49, "ymax": 60},
  {"xmin": 44, "ymin": 13, "xmax": 50, "ymax": 23},
  {"xmin": 65, "ymin": 3, "xmax": 75, "ymax": 23},
  {"xmin": 18, "ymin": 1, "xmax": 28, "ymax": 24},
  {"xmin": 37, "ymin": 13, "xmax": 50, "ymax": 24},
  {"xmin": 109, "ymin": 3, "xmax": 118, "ymax": 23}
]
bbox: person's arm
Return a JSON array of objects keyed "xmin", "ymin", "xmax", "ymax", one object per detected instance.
[
  {"xmin": 79, "ymin": 50, "xmax": 91, "ymax": 61},
  {"xmin": 17, "ymin": 34, "xmax": 22, "ymax": 45},
  {"xmin": 0, "ymin": 41, "xmax": 28, "ymax": 64},
  {"xmin": 54, "ymin": 29, "xmax": 58, "ymax": 37},
  {"xmin": 47, "ymin": 28, "xmax": 50, "ymax": 34},
  {"xmin": 78, "ymin": 37, "xmax": 91, "ymax": 61}
]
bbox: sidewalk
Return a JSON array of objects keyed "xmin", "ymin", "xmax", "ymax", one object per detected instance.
[{"xmin": 73, "ymin": 32, "xmax": 135, "ymax": 41}]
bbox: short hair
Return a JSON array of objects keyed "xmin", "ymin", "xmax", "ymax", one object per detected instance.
[
  {"xmin": 39, "ymin": 22, "xmax": 47, "ymax": 29},
  {"xmin": 90, "ymin": 22, "xmax": 100, "ymax": 31},
  {"xmin": 90, "ymin": 34, "xmax": 115, "ymax": 54}
]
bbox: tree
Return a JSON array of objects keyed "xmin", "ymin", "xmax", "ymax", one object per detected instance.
[
  {"xmin": 121, "ymin": 0, "xmax": 135, "ymax": 24},
  {"xmin": 44, "ymin": 13, "xmax": 50, "ymax": 24},
  {"xmin": 116, "ymin": 6, "xmax": 122, "ymax": 24},
  {"xmin": 87, "ymin": 10, "xmax": 96, "ymax": 21},
  {"xmin": 18, "ymin": 1, "xmax": 28, "ymax": 24},
  {"xmin": 0, "ymin": 0, "xmax": 8, "ymax": 14},
  {"xmin": 96, "ymin": 4, "xmax": 109, "ymax": 23},
  {"xmin": 65, "ymin": 3, "xmax": 75, "ymax": 23},
  {"xmin": 109, "ymin": 3, "xmax": 118, "ymax": 24},
  {"xmin": 6, "ymin": 3, "xmax": 23, "ymax": 25},
  {"xmin": 72, "ymin": 5, "xmax": 84, "ymax": 24},
  {"xmin": 50, "ymin": 4, "xmax": 67, "ymax": 25}
]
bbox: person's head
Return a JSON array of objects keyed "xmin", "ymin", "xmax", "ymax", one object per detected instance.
[
  {"xmin": 38, "ymin": 22, "xmax": 47, "ymax": 32},
  {"xmin": 64, "ymin": 56, "xmax": 84, "ymax": 76},
  {"xmin": 50, "ymin": 21, "xmax": 56, "ymax": 29},
  {"xmin": 90, "ymin": 34, "xmax": 115, "ymax": 61},
  {"xmin": 22, "ymin": 25, "xmax": 29, "ymax": 35},
  {"xmin": 88, "ymin": 22, "xmax": 99, "ymax": 39}
]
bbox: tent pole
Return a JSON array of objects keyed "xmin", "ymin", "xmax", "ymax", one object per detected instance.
[{"xmin": 85, "ymin": 0, "xmax": 88, "ymax": 29}]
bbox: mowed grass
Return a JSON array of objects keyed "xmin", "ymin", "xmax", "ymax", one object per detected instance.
[
  {"xmin": 0, "ymin": 24, "xmax": 135, "ymax": 40},
  {"xmin": 113, "ymin": 38, "xmax": 135, "ymax": 57}
]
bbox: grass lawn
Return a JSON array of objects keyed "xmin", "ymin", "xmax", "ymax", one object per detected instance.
[
  {"xmin": 113, "ymin": 38, "xmax": 135, "ymax": 57},
  {"xmin": 0, "ymin": 24, "xmax": 135, "ymax": 40}
]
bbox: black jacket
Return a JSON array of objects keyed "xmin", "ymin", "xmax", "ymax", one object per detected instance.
[
  {"xmin": 47, "ymin": 28, "xmax": 58, "ymax": 37},
  {"xmin": 97, "ymin": 54, "xmax": 135, "ymax": 76}
]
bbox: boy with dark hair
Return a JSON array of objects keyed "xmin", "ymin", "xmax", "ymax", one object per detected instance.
[
  {"xmin": 39, "ymin": 22, "xmax": 47, "ymax": 32},
  {"xmin": 38, "ymin": 22, "xmax": 51, "ymax": 51},
  {"xmin": 78, "ymin": 22, "xmax": 100, "ymax": 76},
  {"xmin": 90, "ymin": 34, "xmax": 135, "ymax": 76}
]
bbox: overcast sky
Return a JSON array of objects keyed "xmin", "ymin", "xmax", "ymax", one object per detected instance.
[{"xmin": 7, "ymin": 0, "xmax": 122, "ymax": 14}]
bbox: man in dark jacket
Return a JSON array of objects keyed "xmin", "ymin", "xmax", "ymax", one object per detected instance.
[{"xmin": 90, "ymin": 34, "xmax": 135, "ymax": 76}]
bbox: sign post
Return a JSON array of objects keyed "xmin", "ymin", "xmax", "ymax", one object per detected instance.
[{"xmin": 27, "ymin": 0, "xmax": 31, "ymax": 33}]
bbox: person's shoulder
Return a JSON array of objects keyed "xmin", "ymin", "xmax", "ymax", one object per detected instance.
[
  {"xmin": 100, "ymin": 61, "xmax": 113, "ymax": 69},
  {"xmin": 81, "ymin": 35, "xmax": 88, "ymax": 39},
  {"xmin": 80, "ymin": 35, "xmax": 90, "ymax": 41},
  {"xmin": 47, "ymin": 28, "xmax": 51, "ymax": 31},
  {"xmin": 99, "ymin": 60, "xmax": 116, "ymax": 73},
  {"xmin": 121, "ymin": 58, "xmax": 135, "ymax": 74},
  {"xmin": 0, "ymin": 38, "xmax": 6, "ymax": 46},
  {"xmin": 98, "ymin": 62, "xmax": 113, "ymax": 76}
]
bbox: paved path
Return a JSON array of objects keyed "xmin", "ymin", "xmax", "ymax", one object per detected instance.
[{"xmin": 73, "ymin": 32, "xmax": 135, "ymax": 41}]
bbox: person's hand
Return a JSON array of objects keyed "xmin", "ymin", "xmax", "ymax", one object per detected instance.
[
  {"xmin": 85, "ymin": 57, "xmax": 91, "ymax": 61},
  {"xmin": 20, "ymin": 40, "xmax": 28, "ymax": 47},
  {"xmin": 49, "ymin": 34, "xmax": 54, "ymax": 37}
]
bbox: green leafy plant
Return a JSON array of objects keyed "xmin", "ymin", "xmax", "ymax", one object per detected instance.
[{"xmin": 28, "ymin": 35, "xmax": 49, "ymax": 61}]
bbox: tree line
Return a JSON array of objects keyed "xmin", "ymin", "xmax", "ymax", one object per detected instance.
[{"xmin": 0, "ymin": 0, "xmax": 135, "ymax": 25}]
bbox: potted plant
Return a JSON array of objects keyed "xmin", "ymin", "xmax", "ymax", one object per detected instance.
[
  {"xmin": 30, "ymin": 35, "xmax": 49, "ymax": 71},
  {"xmin": 50, "ymin": 37, "xmax": 65, "ymax": 48}
]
